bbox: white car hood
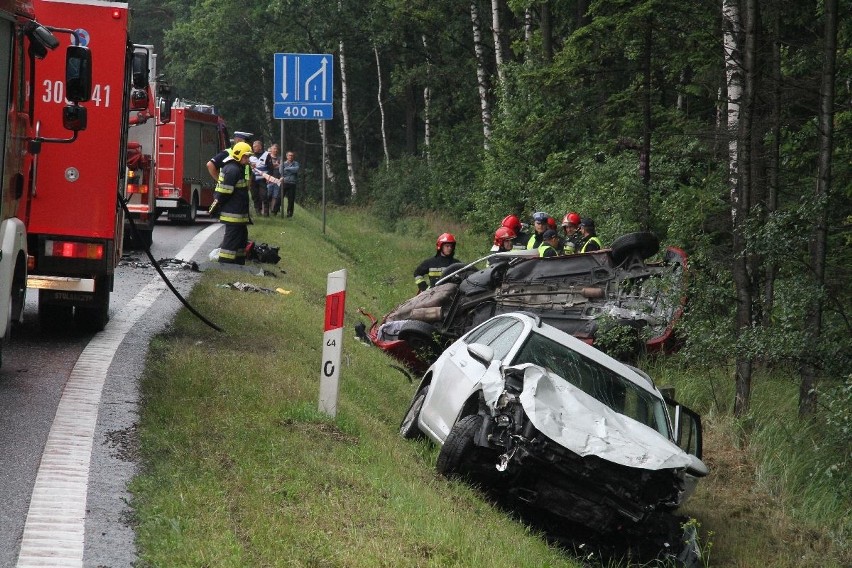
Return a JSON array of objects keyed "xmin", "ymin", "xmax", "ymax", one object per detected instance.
[{"xmin": 482, "ymin": 364, "xmax": 693, "ymax": 471}]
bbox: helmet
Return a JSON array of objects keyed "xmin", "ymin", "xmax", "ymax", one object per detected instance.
[
  {"xmin": 436, "ymin": 232, "xmax": 457, "ymax": 250},
  {"xmin": 532, "ymin": 211, "xmax": 549, "ymax": 224},
  {"xmin": 501, "ymin": 214, "xmax": 521, "ymax": 233},
  {"xmin": 493, "ymin": 226, "xmax": 516, "ymax": 247},
  {"xmin": 547, "ymin": 217, "xmax": 557, "ymax": 231},
  {"xmin": 562, "ymin": 212, "xmax": 581, "ymax": 227},
  {"xmin": 231, "ymin": 141, "xmax": 253, "ymax": 161}
]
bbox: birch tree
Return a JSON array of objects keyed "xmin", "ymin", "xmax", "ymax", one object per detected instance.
[
  {"xmin": 422, "ymin": 34, "xmax": 432, "ymax": 166},
  {"xmin": 491, "ymin": 0, "xmax": 506, "ymax": 85},
  {"xmin": 723, "ymin": 0, "xmax": 755, "ymax": 417},
  {"xmin": 471, "ymin": 2, "xmax": 493, "ymax": 149},
  {"xmin": 338, "ymin": 1, "xmax": 357, "ymax": 198},
  {"xmin": 373, "ymin": 44, "xmax": 390, "ymax": 169}
]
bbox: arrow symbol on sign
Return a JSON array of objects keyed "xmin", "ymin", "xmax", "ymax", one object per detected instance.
[
  {"xmin": 280, "ymin": 55, "xmax": 289, "ymax": 100},
  {"xmin": 304, "ymin": 56, "xmax": 328, "ymax": 101}
]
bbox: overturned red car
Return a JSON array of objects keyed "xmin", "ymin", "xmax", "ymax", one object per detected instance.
[{"xmin": 359, "ymin": 232, "xmax": 688, "ymax": 374}]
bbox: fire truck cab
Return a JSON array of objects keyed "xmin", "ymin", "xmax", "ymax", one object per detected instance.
[
  {"xmin": 0, "ymin": 0, "xmax": 91, "ymax": 362},
  {"xmin": 24, "ymin": 0, "xmax": 142, "ymax": 331}
]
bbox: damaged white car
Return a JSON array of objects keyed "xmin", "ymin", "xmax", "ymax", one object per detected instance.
[{"xmin": 400, "ymin": 311, "xmax": 707, "ymax": 546}]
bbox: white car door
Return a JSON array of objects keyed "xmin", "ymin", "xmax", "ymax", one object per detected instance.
[{"xmin": 420, "ymin": 316, "xmax": 527, "ymax": 442}]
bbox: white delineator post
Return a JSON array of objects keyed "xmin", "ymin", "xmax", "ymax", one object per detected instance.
[{"xmin": 320, "ymin": 269, "xmax": 347, "ymax": 416}]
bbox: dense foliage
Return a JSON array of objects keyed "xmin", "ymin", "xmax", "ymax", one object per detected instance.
[{"xmin": 127, "ymin": 0, "xmax": 849, "ymax": 430}]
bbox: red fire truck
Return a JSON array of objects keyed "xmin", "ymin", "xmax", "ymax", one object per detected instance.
[
  {"xmin": 0, "ymin": 0, "xmax": 90, "ymax": 360},
  {"xmin": 24, "ymin": 0, "xmax": 151, "ymax": 331},
  {"xmin": 154, "ymin": 100, "xmax": 227, "ymax": 223},
  {"xmin": 123, "ymin": 44, "xmax": 173, "ymax": 248}
]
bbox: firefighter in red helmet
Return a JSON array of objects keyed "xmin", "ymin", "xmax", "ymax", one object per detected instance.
[
  {"xmin": 561, "ymin": 211, "xmax": 582, "ymax": 254},
  {"xmin": 501, "ymin": 214, "xmax": 528, "ymax": 249},
  {"xmin": 413, "ymin": 233, "xmax": 463, "ymax": 292},
  {"xmin": 490, "ymin": 226, "xmax": 516, "ymax": 252}
]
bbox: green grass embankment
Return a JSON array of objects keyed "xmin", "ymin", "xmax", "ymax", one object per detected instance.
[{"xmin": 132, "ymin": 205, "xmax": 849, "ymax": 567}]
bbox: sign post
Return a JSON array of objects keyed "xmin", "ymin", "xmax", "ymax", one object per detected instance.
[
  {"xmin": 272, "ymin": 52, "xmax": 334, "ymax": 234},
  {"xmin": 320, "ymin": 269, "xmax": 346, "ymax": 417}
]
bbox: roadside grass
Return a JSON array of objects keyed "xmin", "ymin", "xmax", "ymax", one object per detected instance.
[
  {"xmin": 132, "ymin": 205, "xmax": 849, "ymax": 567},
  {"xmin": 646, "ymin": 359, "xmax": 850, "ymax": 567},
  {"xmin": 132, "ymin": 207, "xmax": 578, "ymax": 567}
]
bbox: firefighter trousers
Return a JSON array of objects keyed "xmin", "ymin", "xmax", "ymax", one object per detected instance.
[{"xmin": 218, "ymin": 223, "xmax": 248, "ymax": 265}]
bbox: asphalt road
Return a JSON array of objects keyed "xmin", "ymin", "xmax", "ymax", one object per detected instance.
[{"xmin": 0, "ymin": 217, "xmax": 223, "ymax": 567}]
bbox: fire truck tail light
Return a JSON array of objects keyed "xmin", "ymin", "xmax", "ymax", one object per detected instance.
[
  {"xmin": 45, "ymin": 240, "xmax": 104, "ymax": 260},
  {"xmin": 156, "ymin": 187, "xmax": 181, "ymax": 199},
  {"xmin": 127, "ymin": 184, "xmax": 148, "ymax": 194},
  {"xmin": 27, "ymin": 255, "xmax": 36, "ymax": 271}
]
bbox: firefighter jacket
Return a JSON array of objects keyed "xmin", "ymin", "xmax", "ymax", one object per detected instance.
[
  {"xmin": 215, "ymin": 159, "xmax": 251, "ymax": 224},
  {"xmin": 413, "ymin": 254, "xmax": 461, "ymax": 292}
]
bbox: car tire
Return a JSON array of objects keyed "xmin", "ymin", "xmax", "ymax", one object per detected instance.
[
  {"xmin": 610, "ymin": 232, "xmax": 659, "ymax": 265},
  {"xmin": 399, "ymin": 386, "xmax": 428, "ymax": 440},
  {"xmin": 436, "ymin": 414, "xmax": 483, "ymax": 477}
]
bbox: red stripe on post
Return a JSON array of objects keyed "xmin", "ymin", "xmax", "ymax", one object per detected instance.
[{"xmin": 324, "ymin": 291, "xmax": 346, "ymax": 331}]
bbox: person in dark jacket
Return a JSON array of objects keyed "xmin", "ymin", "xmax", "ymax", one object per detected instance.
[
  {"xmin": 211, "ymin": 142, "xmax": 253, "ymax": 264},
  {"xmin": 413, "ymin": 233, "xmax": 462, "ymax": 292},
  {"xmin": 578, "ymin": 218, "xmax": 602, "ymax": 253},
  {"xmin": 538, "ymin": 229, "xmax": 562, "ymax": 257}
]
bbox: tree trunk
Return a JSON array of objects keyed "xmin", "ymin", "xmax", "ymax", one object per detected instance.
[
  {"xmin": 338, "ymin": 36, "xmax": 357, "ymax": 197},
  {"xmin": 800, "ymin": 0, "xmax": 838, "ymax": 417},
  {"xmin": 491, "ymin": 0, "xmax": 506, "ymax": 86},
  {"xmin": 471, "ymin": 3, "xmax": 493, "ymax": 149},
  {"xmin": 422, "ymin": 34, "xmax": 432, "ymax": 166},
  {"xmin": 763, "ymin": 11, "xmax": 781, "ymax": 328},
  {"xmin": 724, "ymin": 0, "xmax": 754, "ymax": 417},
  {"xmin": 317, "ymin": 120, "xmax": 335, "ymax": 184},
  {"xmin": 373, "ymin": 44, "xmax": 390, "ymax": 169},
  {"xmin": 640, "ymin": 15, "xmax": 652, "ymax": 231},
  {"xmin": 541, "ymin": 1, "xmax": 553, "ymax": 63}
]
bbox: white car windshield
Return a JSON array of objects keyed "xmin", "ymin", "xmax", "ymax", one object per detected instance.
[{"xmin": 513, "ymin": 331, "xmax": 670, "ymax": 436}]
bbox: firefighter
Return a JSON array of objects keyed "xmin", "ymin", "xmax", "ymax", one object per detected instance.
[
  {"xmin": 413, "ymin": 233, "xmax": 462, "ymax": 292},
  {"xmin": 578, "ymin": 218, "xmax": 602, "ymax": 253},
  {"xmin": 210, "ymin": 141, "xmax": 253, "ymax": 264},
  {"xmin": 501, "ymin": 214, "xmax": 528, "ymax": 249},
  {"xmin": 561, "ymin": 211, "xmax": 582, "ymax": 253},
  {"xmin": 538, "ymin": 229, "xmax": 562, "ymax": 257},
  {"xmin": 490, "ymin": 226, "xmax": 516, "ymax": 253}
]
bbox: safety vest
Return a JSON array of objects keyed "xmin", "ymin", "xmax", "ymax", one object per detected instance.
[
  {"xmin": 580, "ymin": 236, "xmax": 602, "ymax": 253},
  {"xmin": 538, "ymin": 243, "xmax": 558, "ymax": 257}
]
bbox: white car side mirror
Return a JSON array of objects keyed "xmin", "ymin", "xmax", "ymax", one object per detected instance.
[{"xmin": 467, "ymin": 343, "xmax": 494, "ymax": 367}]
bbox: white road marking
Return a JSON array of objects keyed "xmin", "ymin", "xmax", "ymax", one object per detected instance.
[{"xmin": 16, "ymin": 224, "xmax": 221, "ymax": 567}]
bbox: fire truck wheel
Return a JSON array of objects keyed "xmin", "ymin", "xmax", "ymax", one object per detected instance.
[
  {"xmin": 75, "ymin": 277, "xmax": 110, "ymax": 332},
  {"xmin": 188, "ymin": 193, "xmax": 198, "ymax": 223}
]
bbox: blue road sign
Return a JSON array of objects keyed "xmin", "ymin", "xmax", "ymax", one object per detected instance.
[{"xmin": 273, "ymin": 53, "xmax": 334, "ymax": 120}]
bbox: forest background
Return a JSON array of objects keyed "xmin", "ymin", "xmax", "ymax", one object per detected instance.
[{"xmin": 127, "ymin": 0, "xmax": 849, "ymax": 562}]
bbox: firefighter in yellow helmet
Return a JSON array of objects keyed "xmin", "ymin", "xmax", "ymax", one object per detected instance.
[{"xmin": 211, "ymin": 141, "xmax": 253, "ymax": 264}]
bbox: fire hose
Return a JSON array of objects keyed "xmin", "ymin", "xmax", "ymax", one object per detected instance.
[{"xmin": 119, "ymin": 194, "xmax": 223, "ymax": 332}]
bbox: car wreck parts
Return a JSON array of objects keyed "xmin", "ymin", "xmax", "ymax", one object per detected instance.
[{"xmin": 364, "ymin": 232, "xmax": 688, "ymax": 374}]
